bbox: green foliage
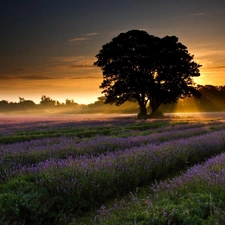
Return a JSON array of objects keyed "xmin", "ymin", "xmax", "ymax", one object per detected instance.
[
  {"xmin": 92, "ymin": 180, "xmax": 225, "ymax": 225},
  {"xmin": 0, "ymin": 179, "xmax": 48, "ymax": 225},
  {"xmin": 0, "ymin": 120, "xmax": 176, "ymax": 144},
  {"xmin": 0, "ymin": 177, "xmax": 73, "ymax": 225}
]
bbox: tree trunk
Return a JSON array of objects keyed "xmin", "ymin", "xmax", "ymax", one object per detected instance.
[
  {"xmin": 149, "ymin": 98, "xmax": 162, "ymax": 117},
  {"xmin": 150, "ymin": 102, "xmax": 158, "ymax": 114},
  {"xmin": 138, "ymin": 104, "xmax": 147, "ymax": 119}
]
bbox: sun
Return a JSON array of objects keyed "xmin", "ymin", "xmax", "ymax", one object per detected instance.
[{"xmin": 193, "ymin": 71, "xmax": 211, "ymax": 86}]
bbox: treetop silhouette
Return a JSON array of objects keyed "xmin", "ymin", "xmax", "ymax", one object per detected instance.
[{"xmin": 94, "ymin": 30, "xmax": 201, "ymax": 118}]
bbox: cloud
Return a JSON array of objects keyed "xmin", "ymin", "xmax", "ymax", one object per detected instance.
[
  {"xmin": 0, "ymin": 74, "xmax": 55, "ymax": 80},
  {"xmin": 86, "ymin": 32, "xmax": 99, "ymax": 36},
  {"xmin": 69, "ymin": 32, "xmax": 99, "ymax": 42},
  {"xmin": 45, "ymin": 63, "xmax": 97, "ymax": 72},
  {"xmin": 53, "ymin": 56, "xmax": 95, "ymax": 63},
  {"xmin": 16, "ymin": 75, "xmax": 55, "ymax": 80},
  {"xmin": 69, "ymin": 64, "xmax": 96, "ymax": 69},
  {"xmin": 0, "ymin": 55, "xmax": 100, "ymax": 82},
  {"xmin": 190, "ymin": 12, "xmax": 205, "ymax": 16},
  {"xmin": 70, "ymin": 75, "xmax": 100, "ymax": 79},
  {"xmin": 196, "ymin": 49, "xmax": 225, "ymax": 57},
  {"xmin": 14, "ymin": 68, "xmax": 27, "ymax": 72},
  {"xmin": 51, "ymin": 56, "xmax": 96, "ymax": 69},
  {"xmin": 39, "ymin": 56, "xmax": 100, "ymax": 80},
  {"xmin": 192, "ymin": 47, "xmax": 225, "ymax": 68},
  {"xmin": 68, "ymin": 37, "xmax": 90, "ymax": 42},
  {"xmin": 0, "ymin": 75, "xmax": 12, "ymax": 80},
  {"xmin": 205, "ymin": 66, "xmax": 225, "ymax": 69}
]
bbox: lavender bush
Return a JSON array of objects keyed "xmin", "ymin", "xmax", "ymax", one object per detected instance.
[
  {"xmin": 2, "ymin": 121, "xmax": 225, "ymax": 182},
  {"xmin": 94, "ymin": 152, "xmax": 225, "ymax": 224}
]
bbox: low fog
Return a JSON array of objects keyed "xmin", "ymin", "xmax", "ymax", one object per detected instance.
[{"xmin": 1, "ymin": 85, "xmax": 225, "ymax": 116}]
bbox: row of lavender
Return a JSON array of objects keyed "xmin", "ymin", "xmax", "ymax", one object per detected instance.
[
  {"xmin": 95, "ymin": 150, "xmax": 225, "ymax": 224},
  {"xmin": 1, "ymin": 118, "xmax": 225, "ymax": 224},
  {"xmin": 35, "ymin": 129, "xmax": 225, "ymax": 211},
  {"xmin": 0, "ymin": 116, "xmax": 220, "ymax": 137},
  {"xmin": 1, "ymin": 128, "xmax": 224, "ymax": 215},
  {"xmin": 0, "ymin": 115, "xmax": 137, "ymax": 136},
  {"xmin": 1, "ymin": 122, "xmax": 225, "ymax": 182}
]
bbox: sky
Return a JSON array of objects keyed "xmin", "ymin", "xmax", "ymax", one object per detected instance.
[{"xmin": 1, "ymin": 0, "xmax": 225, "ymax": 104}]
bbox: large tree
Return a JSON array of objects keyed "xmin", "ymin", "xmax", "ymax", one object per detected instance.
[{"xmin": 94, "ymin": 30, "xmax": 201, "ymax": 118}]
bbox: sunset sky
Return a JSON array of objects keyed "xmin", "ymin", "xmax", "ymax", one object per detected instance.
[{"xmin": 1, "ymin": 0, "xmax": 225, "ymax": 104}]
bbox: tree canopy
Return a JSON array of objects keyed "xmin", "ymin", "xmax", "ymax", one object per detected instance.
[{"xmin": 94, "ymin": 30, "xmax": 201, "ymax": 118}]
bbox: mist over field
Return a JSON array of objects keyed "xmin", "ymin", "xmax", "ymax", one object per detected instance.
[{"xmin": 1, "ymin": 85, "xmax": 225, "ymax": 116}]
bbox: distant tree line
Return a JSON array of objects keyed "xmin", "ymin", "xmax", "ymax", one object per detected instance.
[{"xmin": 0, "ymin": 85, "xmax": 225, "ymax": 114}]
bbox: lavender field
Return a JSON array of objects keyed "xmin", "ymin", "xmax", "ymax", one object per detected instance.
[{"xmin": 1, "ymin": 114, "xmax": 225, "ymax": 225}]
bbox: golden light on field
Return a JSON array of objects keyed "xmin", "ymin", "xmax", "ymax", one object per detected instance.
[{"xmin": 166, "ymin": 97, "xmax": 201, "ymax": 114}]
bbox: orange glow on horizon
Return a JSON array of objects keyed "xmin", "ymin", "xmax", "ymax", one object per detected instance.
[
  {"xmin": 194, "ymin": 69, "xmax": 225, "ymax": 86},
  {"xmin": 1, "ymin": 50, "xmax": 225, "ymax": 105},
  {"xmin": 0, "ymin": 77, "xmax": 103, "ymax": 104}
]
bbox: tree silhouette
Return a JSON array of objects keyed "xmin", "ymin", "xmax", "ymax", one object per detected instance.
[
  {"xmin": 148, "ymin": 35, "xmax": 201, "ymax": 115},
  {"xmin": 40, "ymin": 95, "xmax": 56, "ymax": 106},
  {"xmin": 94, "ymin": 30, "xmax": 201, "ymax": 118}
]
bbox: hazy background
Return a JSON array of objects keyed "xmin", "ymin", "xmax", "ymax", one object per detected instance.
[{"xmin": 0, "ymin": 85, "xmax": 225, "ymax": 116}]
